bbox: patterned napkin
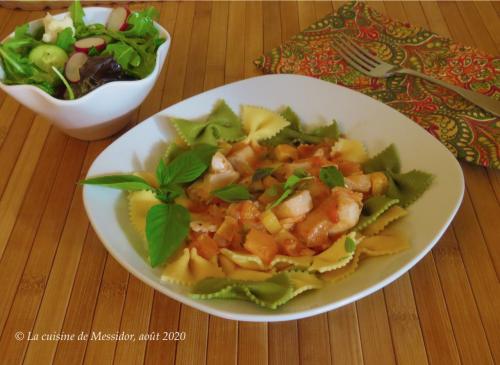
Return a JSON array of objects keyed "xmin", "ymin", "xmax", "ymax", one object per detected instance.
[{"xmin": 254, "ymin": 1, "xmax": 499, "ymax": 169}]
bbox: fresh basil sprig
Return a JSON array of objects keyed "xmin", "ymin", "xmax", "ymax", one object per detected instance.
[
  {"xmin": 81, "ymin": 143, "xmax": 217, "ymax": 267},
  {"xmin": 319, "ymin": 166, "xmax": 344, "ymax": 188},
  {"xmin": 80, "ymin": 174, "xmax": 153, "ymax": 191},
  {"xmin": 212, "ymin": 184, "xmax": 251, "ymax": 202},
  {"xmin": 146, "ymin": 204, "xmax": 190, "ymax": 267},
  {"xmin": 268, "ymin": 171, "xmax": 312, "ymax": 209}
]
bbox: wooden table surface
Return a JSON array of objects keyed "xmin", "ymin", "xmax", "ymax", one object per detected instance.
[{"xmin": 0, "ymin": 1, "xmax": 499, "ymax": 364}]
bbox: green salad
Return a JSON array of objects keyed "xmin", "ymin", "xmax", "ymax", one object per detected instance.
[{"xmin": 0, "ymin": 0, "xmax": 165, "ymax": 100}]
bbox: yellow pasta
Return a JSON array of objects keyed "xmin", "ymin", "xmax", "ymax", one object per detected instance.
[
  {"xmin": 161, "ymin": 248, "xmax": 225, "ymax": 286},
  {"xmin": 220, "ymin": 248, "xmax": 269, "ymax": 271},
  {"xmin": 321, "ymin": 229, "xmax": 409, "ymax": 283},
  {"xmin": 270, "ymin": 255, "xmax": 313, "ymax": 270},
  {"xmin": 242, "ymin": 105, "xmax": 290, "ymax": 143},
  {"xmin": 309, "ymin": 232, "xmax": 361, "ymax": 273},
  {"xmin": 331, "ymin": 138, "xmax": 368, "ymax": 163},
  {"xmin": 357, "ymin": 229, "xmax": 410, "ymax": 256},
  {"xmin": 287, "ymin": 271, "xmax": 324, "ymax": 296},
  {"xmin": 321, "ymin": 249, "xmax": 362, "ymax": 283},
  {"xmin": 362, "ymin": 205, "xmax": 407, "ymax": 236},
  {"xmin": 128, "ymin": 190, "xmax": 161, "ymax": 239},
  {"xmin": 133, "ymin": 171, "xmax": 159, "ymax": 188},
  {"xmin": 219, "ymin": 256, "xmax": 275, "ymax": 281}
]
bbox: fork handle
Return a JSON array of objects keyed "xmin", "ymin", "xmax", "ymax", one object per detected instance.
[{"xmin": 396, "ymin": 68, "xmax": 500, "ymax": 117}]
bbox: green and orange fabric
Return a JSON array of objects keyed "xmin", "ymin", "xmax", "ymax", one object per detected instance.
[{"xmin": 255, "ymin": 1, "xmax": 499, "ymax": 169}]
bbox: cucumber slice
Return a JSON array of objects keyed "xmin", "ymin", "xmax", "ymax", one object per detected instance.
[{"xmin": 29, "ymin": 45, "xmax": 68, "ymax": 73}]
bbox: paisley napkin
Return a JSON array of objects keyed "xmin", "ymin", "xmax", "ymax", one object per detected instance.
[{"xmin": 254, "ymin": 1, "xmax": 499, "ymax": 169}]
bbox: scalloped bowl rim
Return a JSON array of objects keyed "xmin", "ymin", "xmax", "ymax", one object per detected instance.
[{"xmin": 0, "ymin": 7, "xmax": 170, "ymax": 105}]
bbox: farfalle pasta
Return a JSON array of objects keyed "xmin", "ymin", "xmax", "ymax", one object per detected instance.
[{"xmin": 83, "ymin": 100, "xmax": 433, "ymax": 309}]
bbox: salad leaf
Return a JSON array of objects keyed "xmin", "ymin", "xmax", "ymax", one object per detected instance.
[
  {"xmin": 76, "ymin": 23, "xmax": 106, "ymax": 39},
  {"xmin": 102, "ymin": 42, "xmax": 141, "ymax": 69},
  {"xmin": 66, "ymin": 56, "xmax": 124, "ymax": 99},
  {"xmin": 0, "ymin": 46, "xmax": 32, "ymax": 77},
  {"xmin": 56, "ymin": 27, "xmax": 76, "ymax": 53},
  {"xmin": 87, "ymin": 46, "xmax": 100, "ymax": 57},
  {"xmin": 122, "ymin": 7, "xmax": 160, "ymax": 38},
  {"xmin": 146, "ymin": 204, "xmax": 190, "ymax": 267},
  {"xmin": 212, "ymin": 184, "xmax": 251, "ymax": 202},
  {"xmin": 51, "ymin": 66, "xmax": 74, "ymax": 100},
  {"xmin": 104, "ymin": 30, "xmax": 160, "ymax": 79},
  {"xmin": 80, "ymin": 174, "xmax": 153, "ymax": 191},
  {"xmin": 69, "ymin": 0, "xmax": 85, "ymax": 28},
  {"xmin": 319, "ymin": 166, "xmax": 344, "ymax": 188},
  {"xmin": 14, "ymin": 24, "xmax": 30, "ymax": 39},
  {"xmin": 0, "ymin": 43, "xmax": 57, "ymax": 95}
]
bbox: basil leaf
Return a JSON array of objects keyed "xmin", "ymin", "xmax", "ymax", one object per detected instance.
[
  {"xmin": 320, "ymin": 166, "xmax": 344, "ymax": 188},
  {"xmin": 268, "ymin": 189, "xmax": 293, "ymax": 209},
  {"xmin": 212, "ymin": 184, "xmax": 251, "ymax": 202},
  {"xmin": 269, "ymin": 172, "xmax": 312, "ymax": 209},
  {"xmin": 69, "ymin": 0, "xmax": 85, "ymax": 28},
  {"xmin": 164, "ymin": 153, "xmax": 206, "ymax": 184},
  {"xmin": 284, "ymin": 175, "xmax": 301, "ymax": 190},
  {"xmin": 56, "ymin": 27, "xmax": 75, "ymax": 53},
  {"xmin": 252, "ymin": 167, "xmax": 274, "ymax": 182},
  {"xmin": 155, "ymin": 183, "xmax": 183, "ymax": 203},
  {"xmin": 80, "ymin": 174, "xmax": 153, "ymax": 191},
  {"xmin": 292, "ymin": 168, "xmax": 309, "ymax": 178},
  {"xmin": 156, "ymin": 158, "xmax": 167, "ymax": 186},
  {"xmin": 162, "ymin": 144, "xmax": 217, "ymax": 185},
  {"xmin": 146, "ymin": 204, "xmax": 190, "ymax": 267},
  {"xmin": 345, "ymin": 237, "xmax": 356, "ymax": 253},
  {"xmin": 188, "ymin": 143, "xmax": 218, "ymax": 165}
]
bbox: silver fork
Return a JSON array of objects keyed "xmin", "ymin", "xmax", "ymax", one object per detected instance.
[{"xmin": 333, "ymin": 34, "xmax": 500, "ymax": 117}]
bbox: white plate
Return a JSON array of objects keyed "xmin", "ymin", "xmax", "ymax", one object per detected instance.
[{"xmin": 83, "ymin": 74, "xmax": 464, "ymax": 322}]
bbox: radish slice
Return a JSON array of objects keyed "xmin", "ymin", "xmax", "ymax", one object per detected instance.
[
  {"xmin": 65, "ymin": 52, "xmax": 88, "ymax": 83},
  {"xmin": 107, "ymin": 7, "xmax": 130, "ymax": 32},
  {"xmin": 74, "ymin": 37, "xmax": 106, "ymax": 53}
]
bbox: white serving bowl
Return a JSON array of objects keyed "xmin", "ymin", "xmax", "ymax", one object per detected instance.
[
  {"xmin": 83, "ymin": 75, "xmax": 464, "ymax": 322},
  {"xmin": 0, "ymin": 7, "xmax": 170, "ymax": 140}
]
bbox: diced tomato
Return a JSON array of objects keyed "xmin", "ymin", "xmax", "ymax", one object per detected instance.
[
  {"xmin": 227, "ymin": 201, "xmax": 260, "ymax": 221},
  {"xmin": 243, "ymin": 229, "xmax": 279, "ymax": 264},
  {"xmin": 214, "ymin": 216, "xmax": 241, "ymax": 247},
  {"xmin": 337, "ymin": 160, "xmax": 363, "ymax": 176},
  {"xmin": 188, "ymin": 233, "xmax": 219, "ymax": 260},
  {"xmin": 297, "ymin": 144, "xmax": 316, "ymax": 158},
  {"xmin": 275, "ymin": 231, "xmax": 306, "ymax": 256},
  {"xmin": 189, "ymin": 201, "xmax": 209, "ymax": 213},
  {"xmin": 307, "ymin": 177, "xmax": 330, "ymax": 202}
]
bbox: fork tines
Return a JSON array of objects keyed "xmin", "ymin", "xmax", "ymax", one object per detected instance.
[{"xmin": 332, "ymin": 34, "xmax": 381, "ymax": 72}]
